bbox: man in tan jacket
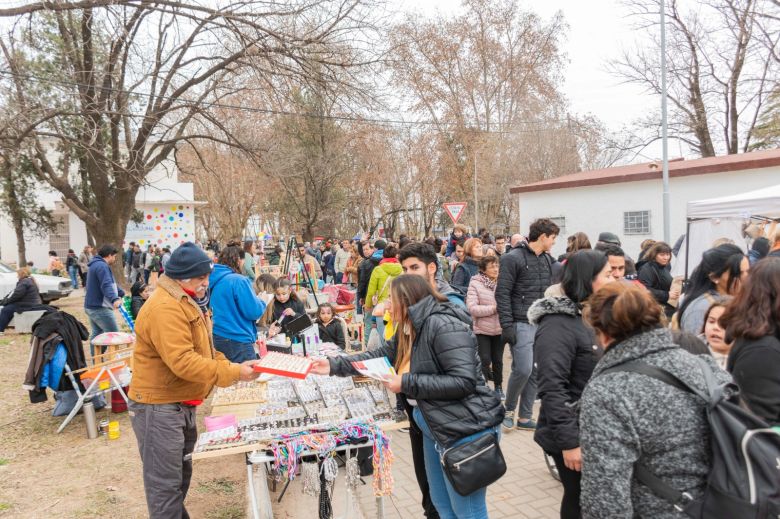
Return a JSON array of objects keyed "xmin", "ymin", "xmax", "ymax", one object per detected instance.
[{"xmin": 129, "ymin": 242, "xmax": 259, "ymax": 519}]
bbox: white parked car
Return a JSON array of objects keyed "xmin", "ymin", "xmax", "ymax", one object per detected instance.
[{"xmin": 0, "ymin": 262, "xmax": 73, "ymax": 304}]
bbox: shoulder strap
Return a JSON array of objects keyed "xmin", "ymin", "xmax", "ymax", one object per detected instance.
[
  {"xmin": 598, "ymin": 360, "xmax": 701, "ymax": 512},
  {"xmin": 378, "ymin": 274, "xmax": 393, "ymax": 299},
  {"xmin": 598, "ymin": 360, "xmax": 697, "ymax": 396}
]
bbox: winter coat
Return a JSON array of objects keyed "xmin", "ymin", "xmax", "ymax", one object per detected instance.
[
  {"xmin": 267, "ymin": 251, "xmax": 281, "ymax": 266},
  {"xmin": 335, "ymin": 248, "xmax": 350, "ymax": 274},
  {"xmin": 242, "ymin": 252, "xmax": 256, "ymax": 281},
  {"xmin": 450, "ymin": 257, "xmax": 479, "ymax": 295},
  {"xmin": 580, "ymin": 328, "xmax": 731, "ymax": 518},
  {"xmin": 357, "ymin": 254, "xmax": 380, "ymax": 301},
  {"xmin": 329, "ymin": 295, "xmax": 504, "ymax": 447},
  {"xmin": 528, "ymin": 296, "xmax": 601, "ymax": 454},
  {"xmin": 84, "ymin": 256, "xmax": 125, "ymax": 309},
  {"xmin": 77, "ymin": 252, "xmax": 91, "ymax": 273},
  {"xmin": 66, "ymin": 254, "xmax": 78, "ymax": 269},
  {"xmin": 678, "ymin": 291, "xmax": 718, "ymax": 335},
  {"xmin": 323, "ymin": 251, "xmax": 336, "ymax": 276},
  {"xmin": 130, "ymin": 275, "xmax": 240, "ymax": 404},
  {"xmin": 209, "ymin": 264, "xmax": 267, "ymax": 344},
  {"xmin": 267, "ymin": 297, "xmax": 306, "ymax": 334},
  {"xmin": 495, "ymin": 243, "xmax": 553, "ymax": 329},
  {"xmin": 1, "ymin": 277, "xmax": 42, "ymax": 308},
  {"xmin": 638, "ymin": 261, "xmax": 673, "ymax": 315},
  {"xmin": 318, "ymin": 319, "xmax": 346, "ymax": 349},
  {"xmin": 365, "ymin": 260, "xmax": 402, "ymax": 307},
  {"xmin": 466, "ymin": 274, "xmax": 500, "ymax": 336},
  {"xmin": 726, "ymin": 334, "xmax": 780, "ymax": 425}
]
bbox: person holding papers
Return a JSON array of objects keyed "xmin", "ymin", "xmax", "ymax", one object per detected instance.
[{"xmin": 311, "ymin": 274, "xmax": 504, "ymax": 519}]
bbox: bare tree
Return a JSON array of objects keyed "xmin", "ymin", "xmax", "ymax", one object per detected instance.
[
  {"xmin": 391, "ymin": 0, "xmax": 578, "ymax": 230},
  {"xmin": 611, "ymin": 0, "xmax": 779, "ymax": 157},
  {"xmin": 0, "ymin": 0, "xmax": 379, "ymax": 279}
]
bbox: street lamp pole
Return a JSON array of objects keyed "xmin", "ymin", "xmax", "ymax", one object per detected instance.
[{"xmin": 661, "ymin": 0, "xmax": 671, "ymax": 243}]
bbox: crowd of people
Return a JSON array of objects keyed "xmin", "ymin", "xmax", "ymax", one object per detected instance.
[{"xmin": 8, "ymin": 218, "xmax": 775, "ymax": 519}]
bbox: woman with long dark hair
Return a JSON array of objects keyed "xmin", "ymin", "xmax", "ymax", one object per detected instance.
[
  {"xmin": 209, "ymin": 245, "xmax": 268, "ymax": 362},
  {"xmin": 311, "ymin": 275, "xmax": 504, "ymax": 519},
  {"xmin": 720, "ymin": 257, "xmax": 780, "ymax": 425},
  {"xmin": 260, "ymin": 278, "xmax": 306, "ymax": 337},
  {"xmin": 637, "ymin": 241, "xmax": 677, "ymax": 317},
  {"xmin": 529, "ymin": 250, "xmax": 613, "ymax": 519},
  {"xmin": 579, "ymin": 284, "xmax": 730, "ymax": 517},
  {"xmin": 676, "ymin": 243, "xmax": 748, "ymax": 333}
]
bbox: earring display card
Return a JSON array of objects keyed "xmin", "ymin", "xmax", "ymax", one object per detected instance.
[
  {"xmin": 211, "ymin": 381, "xmax": 268, "ymax": 407},
  {"xmin": 253, "ymin": 351, "xmax": 313, "ymax": 379}
]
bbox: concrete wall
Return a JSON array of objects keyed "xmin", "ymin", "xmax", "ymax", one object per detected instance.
[{"xmin": 516, "ymin": 165, "xmax": 780, "ymax": 261}]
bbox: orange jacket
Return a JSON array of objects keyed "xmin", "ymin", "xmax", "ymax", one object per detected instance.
[{"xmin": 129, "ymin": 275, "xmax": 240, "ymax": 404}]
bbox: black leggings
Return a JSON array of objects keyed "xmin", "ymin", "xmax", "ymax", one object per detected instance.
[
  {"xmin": 476, "ymin": 334, "xmax": 504, "ymax": 388},
  {"xmin": 548, "ymin": 450, "xmax": 582, "ymax": 519}
]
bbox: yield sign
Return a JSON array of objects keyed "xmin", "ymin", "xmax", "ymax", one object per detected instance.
[{"xmin": 442, "ymin": 202, "xmax": 467, "ymax": 224}]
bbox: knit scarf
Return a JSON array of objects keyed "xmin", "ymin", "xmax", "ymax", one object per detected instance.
[
  {"xmin": 183, "ymin": 287, "xmax": 210, "ymax": 314},
  {"xmin": 475, "ymin": 272, "xmax": 497, "ymax": 291}
]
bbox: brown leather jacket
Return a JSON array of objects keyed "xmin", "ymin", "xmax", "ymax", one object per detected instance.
[{"xmin": 129, "ymin": 275, "xmax": 240, "ymax": 404}]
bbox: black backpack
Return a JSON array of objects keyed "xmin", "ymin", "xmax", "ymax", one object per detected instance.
[{"xmin": 599, "ymin": 357, "xmax": 780, "ymax": 518}]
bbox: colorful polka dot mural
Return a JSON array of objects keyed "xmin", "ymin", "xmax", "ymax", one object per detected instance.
[{"xmin": 123, "ymin": 204, "xmax": 196, "ymax": 250}]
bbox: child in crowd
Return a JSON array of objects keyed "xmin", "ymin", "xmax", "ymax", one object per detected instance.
[
  {"xmin": 254, "ymin": 273, "xmax": 277, "ymax": 297},
  {"xmin": 700, "ymin": 301, "xmax": 732, "ymax": 369},
  {"xmin": 262, "ymin": 279, "xmax": 306, "ymax": 338},
  {"xmin": 130, "ymin": 281, "xmax": 152, "ymax": 320},
  {"xmin": 316, "ymin": 303, "xmax": 346, "ymax": 350}
]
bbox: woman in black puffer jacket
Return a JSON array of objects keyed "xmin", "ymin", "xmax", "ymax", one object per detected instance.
[
  {"xmin": 528, "ymin": 250, "xmax": 613, "ymax": 519},
  {"xmin": 638, "ymin": 241, "xmax": 679, "ymax": 317},
  {"xmin": 312, "ymin": 274, "xmax": 504, "ymax": 519}
]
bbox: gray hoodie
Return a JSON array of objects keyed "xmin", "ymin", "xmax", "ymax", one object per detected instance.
[{"xmin": 580, "ymin": 328, "xmax": 730, "ymax": 518}]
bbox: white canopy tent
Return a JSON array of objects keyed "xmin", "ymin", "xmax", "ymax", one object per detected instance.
[{"xmin": 672, "ymin": 184, "xmax": 780, "ymax": 278}]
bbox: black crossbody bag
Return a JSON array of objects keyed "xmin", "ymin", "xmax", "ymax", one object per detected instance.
[
  {"xmin": 440, "ymin": 429, "xmax": 506, "ymax": 496},
  {"xmin": 426, "ymin": 328, "xmax": 507, "ymax": 496}
]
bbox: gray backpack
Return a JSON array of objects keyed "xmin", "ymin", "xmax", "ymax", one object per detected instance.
[{"xmin": 599, "ymin": 357, "xmax": 780, "ymax": 518}]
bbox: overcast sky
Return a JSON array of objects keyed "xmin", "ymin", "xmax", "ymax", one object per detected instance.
[{"xmin": 398, "ymin": 0, "xmax": 673, "ymax": 161}]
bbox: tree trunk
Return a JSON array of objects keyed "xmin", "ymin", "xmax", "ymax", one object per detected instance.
[
  {"xmin": 13, "ymin": 215, "xmax": 26, "ymax": 267},
  {"xmin": 3, "ymin": 167, "xmax": 27, "ymax": 266},
  {"xmin": 88, "ymin": 205, "xmax": 131, "ymax": 289}
]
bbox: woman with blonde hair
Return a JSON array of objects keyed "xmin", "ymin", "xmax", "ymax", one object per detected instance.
[
  {"xmin": 0, "ymin": 267, "xmax": 42, "ymax": 332},
  {"xmin": 311, "ymin": 274, "xmax": 504, "ymax": 518}
]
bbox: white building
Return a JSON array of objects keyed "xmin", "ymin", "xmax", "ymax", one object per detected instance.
[
  {"xmin": 510, "ymin": 148, "xmax": 780, "ymax": 260},
  {"xmin": 0, "ymin": 161, "xmax": 201, "ymax": 269}
]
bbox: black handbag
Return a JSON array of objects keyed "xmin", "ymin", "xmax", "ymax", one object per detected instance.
[{"xmin": 440, "ymin": 430, "xmax": 506, "ymax": 496}]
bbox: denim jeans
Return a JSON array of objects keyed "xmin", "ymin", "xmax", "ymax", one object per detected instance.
[
  {"xmin": 68, "ymin": 265, "xmax": 79, "ymax": 289},
  {"xmin": 213, "ymin": 335, "xmax": 257, "ymax": 363},
  {"xmin": 412, "ymin": 407, "xmax": 495, "ymax": 519},
  {"xmin": 503, "ymin": 321, "xmax": 537, "ymax": 420},
  {"xmin": 129, "ymin": 401, "xmax": 197, "ymax": 519},
  {"xmin": 85, "ymin": 307, "xmax": 119, "ymax": 356}
]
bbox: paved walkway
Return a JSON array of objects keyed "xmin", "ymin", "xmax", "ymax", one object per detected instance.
[{"xmin": 356, "ymin": 417, "xmax": 562, "ymax": 518}]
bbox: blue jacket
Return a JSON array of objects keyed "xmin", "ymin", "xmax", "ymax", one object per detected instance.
[
  {"xmin": 209, "ymin": 264, "xmax": 267, "ymax": 343},
  {"xmin": 85, "ymin": 256, "xmax": 125, "ymax": 309}
]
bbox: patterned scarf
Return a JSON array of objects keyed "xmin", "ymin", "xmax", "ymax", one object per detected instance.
[
  {"xmin": 475, "ymin": 272, "xmax": 497, "ymax": 291},
  {"xmin": 183, "ymin": 287, "xmax": 210, "ymax": 314}
]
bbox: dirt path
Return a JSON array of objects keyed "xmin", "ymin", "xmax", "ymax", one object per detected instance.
[{"xmin": 0, "ymin": 293, "xmax": 248, "ymax": 518}]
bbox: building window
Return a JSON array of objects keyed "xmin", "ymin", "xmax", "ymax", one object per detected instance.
[
  {"xmin": 548, "ymin": 217, "xmax": 566, "ymax": 235},
  {"xmin": 624, "ymin": 210, "xmax": 650, "ymax": 235},
  {"xmin": 49, "ymin": 214, "xmax": 70, "ymax": 258}
]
